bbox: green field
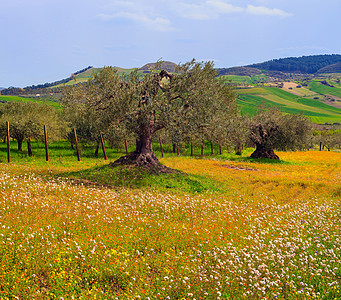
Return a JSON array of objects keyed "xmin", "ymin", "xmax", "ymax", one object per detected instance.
[
  {"xmin": 0, "ymin": 95, "xmax": 61, "ymax": 108},
  {"xmin": 237, "ymin": 86, "xmax": 341, "ymax": 123},
  {"xmin": 308, "ymin": 80, "xmax": 341, "ymax": 98},
  {"xmin": 219, "ymin": 74, "xmax": 268, "ymax": 85}
]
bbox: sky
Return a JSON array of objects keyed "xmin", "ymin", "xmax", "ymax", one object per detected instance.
[{"xmin": 0, "ymin": 0, "xmax": 340, "ymax": 88}]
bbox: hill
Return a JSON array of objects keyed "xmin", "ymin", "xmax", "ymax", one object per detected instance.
[
  {"xmin": 247, "ymin": 54, "xmax": 341, "ymax": 74},
  {"xmin": 139, "ymin": 61, "xmax": 178, "ymax": 73},
  {"xmin": 216, "ymin": 66, "xmax": 262, "ymax": 76},
  {"xmin": 1, "ymin": 56, "xmax": 341, "ymax": 124},
  {"xmin": 316, "ymin": 62, "xmax": 341, "ymax": 74}
]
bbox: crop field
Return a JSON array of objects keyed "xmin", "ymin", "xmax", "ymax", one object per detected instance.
[
  {"xmin": 236, "ymin": 87, "xmax": 341, "ymax": 123},
  {"xmin": 308, "ymin": 81, "xmax": 341, "ymax": 99},
  {"xmin": 0, "ymin": 95, "xmax": 60, "ymax": 108},
  {"xmin": 219, "ymin": 75, "xmax": 268, "ymax": 85},
  {"xmin": 0, "ymin": 143, "xmax": 340, "ymax": 299}
]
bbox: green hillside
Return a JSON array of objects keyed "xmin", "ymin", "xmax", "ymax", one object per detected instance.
[
  {"xmin": 0, "ymin": 95, "xmax": 61, "ymax": 108},
  {"xmin": 237, "ymin": 86, "xmax": 341, "ymax": 124}
]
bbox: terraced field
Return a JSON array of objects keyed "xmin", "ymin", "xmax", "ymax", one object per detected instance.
[{"xmin": 237, "ymin": 85, "xmax": 341, "ymax": 124}]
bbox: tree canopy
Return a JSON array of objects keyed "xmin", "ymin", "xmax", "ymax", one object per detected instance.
[
  {"xmin": 62, "ymin": 60, "xmax": 237, "ymax": 170},
  {"xmin": 0, "ymin": 101, "xmax": 66, "ymax": 153}
]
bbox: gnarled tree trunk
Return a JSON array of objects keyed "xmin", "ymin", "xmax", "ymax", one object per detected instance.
[
  {"xmin": 250, "ymin": 144, "xmax": 279, "ymax": 159},
  {"xmin": 27, "ymin": 138, "xmax": 33, "ymax": 157},
  {"xmin": 112, "ymin": 123, "xmax": 171, "ymax": 172}
]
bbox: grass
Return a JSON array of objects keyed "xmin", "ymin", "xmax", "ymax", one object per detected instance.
[
  {"xmin": 0, "ymin": 141, "xmax": 341, "ymax": 299},
  {"xmin": 65, "ymin": 164, "xmax": 222, "ymax": 194}
]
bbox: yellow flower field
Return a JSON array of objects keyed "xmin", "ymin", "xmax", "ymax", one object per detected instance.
[{"xmin": 0, "ymin": 151, "xmax": 340, "ymax": 299}]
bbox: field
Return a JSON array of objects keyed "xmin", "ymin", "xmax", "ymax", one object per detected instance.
[
  {"xmin": 0, "ymin": 95, "xmax": 60, "ymax": 109},
  {"xmin": 0, "ymin": 141, "xmax": 340, "ymax": 299},
  {"xmin": 236, "ymin": 86, "xmax": 341, "ymax": 123}
]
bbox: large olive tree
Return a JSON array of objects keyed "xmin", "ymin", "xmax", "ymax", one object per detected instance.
[{"xmin": 62, "ymin": 60, "xmax": 237, "ymax": 170}]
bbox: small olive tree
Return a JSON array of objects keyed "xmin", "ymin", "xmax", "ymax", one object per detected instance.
[
  {"xmin": 250, "ymin": 107, "xmax": 313, "ymax": 159},
  {"xmin": 0, "ymin": 101, "xmax": 66, "ymax": 154}
]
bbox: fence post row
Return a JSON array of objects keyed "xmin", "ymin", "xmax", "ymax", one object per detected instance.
[
  {"xmin": 6, "ymin": 121, "xmax": 10, "ymax": 163},
  {"xmin": 124, "ymin": 138, "xmax": 129, "ymax": 156},
  {"xmin": 44, "ymin": 125, "xmax": 49, "ymax": 162}
]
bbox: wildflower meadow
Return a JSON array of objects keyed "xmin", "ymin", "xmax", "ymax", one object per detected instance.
[{"xmin": 0, "ymin": 149, "xmax": 340, "ymax": 299}]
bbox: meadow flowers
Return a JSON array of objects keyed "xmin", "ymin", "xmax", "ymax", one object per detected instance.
[{"xmin": 0, "ymin": 150, "xmax": 340, "ymax": 299}]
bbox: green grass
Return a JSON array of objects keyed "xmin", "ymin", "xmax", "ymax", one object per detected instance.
[
  {"xmin": 64, "ymin": 164, "xmax": 223, "ymax": 194},
  {"xmin": 0, "ymin": 95, "xmax": 61, "ymax": 108}
]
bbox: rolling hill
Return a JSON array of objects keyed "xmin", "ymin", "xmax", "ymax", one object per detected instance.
[
  {"xmin": 1, "ymin": 55, "xmax": 341, "ymax": 124},
  {"xmin": 236, "ymin": 85, "xmax": 341, "ymax": 124},
  {"xmin": 246, "ymin": 54, "xmax": 341, "ymax": 74}
]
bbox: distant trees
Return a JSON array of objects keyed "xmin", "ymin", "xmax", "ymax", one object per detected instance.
[
  {"xmin": 247, "ymin": 54, "xmax": 341, "ymax": 74},
  {"xmin": 249, "ymin": 108, "xmax": 313, "ymax": 159},
  {"xmin": 314, "ymin": 129, "xmax": 341, "ymax": 151},
  {"xmin": 61, "ymin": 87, "xmax": 116, "ymax": 157},
  {"xmin": 0, "ymin": 102, "xmax": 66, "ymax": 154}
]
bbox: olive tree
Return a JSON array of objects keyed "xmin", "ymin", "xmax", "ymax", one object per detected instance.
[
  {"xmin": 62, "ymin": 60, "xmax": 237, "ymax": 170},
  {"xmin": 250, "ymin": 107, "xmax": 313, "ymax": 159},
  {"xmin": 0, "ymin": 101, "xmax": 66, "ymax": 154}
]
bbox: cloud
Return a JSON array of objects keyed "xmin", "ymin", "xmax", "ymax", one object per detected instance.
[
  {"xmin": 207, "ymin": 0, "xmax": 243, "ymax": 14},
  {"xmin": 97, "ymin": 12, "xmax": 176, "ymax": 32},
  {"xmin": 173, "ymin": 0, "xmax": 243, "ymax": 20},
  {"xmin": 97, "ymin": 1, "xmax": 292, "ymax": 30},
  {"xmin": 246, "ymin": 5, "xmax": 292, "ymax": 17}
]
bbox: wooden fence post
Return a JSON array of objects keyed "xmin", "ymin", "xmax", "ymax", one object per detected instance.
[
  {"xmin": 6, "ymin": 121, "xmax": 10, "ymax": 163},
  {"xmin": 219, "ymin": 145, "xmax": 222, "ymax": 155},
  {"xmin": 74, "ymin": 128, "xmax": 81, "ymax": 161},
  {"xmin": 99, "ymin": 132, "xmax": 107, "ymax": 160},
  {"xmin": 190, "ymin": 140, "xmax": 193, "ymax": 157},
  {"xmin": 159, "ymin": 135, "xmax": 164, "ymax": 158},
  {"xmin": 44, "ymin": 125, "xmax": 49, "ymax": 162},
  {"xmin": 124, "ymin": 138, "xmax": 129, "ymax": 155}
]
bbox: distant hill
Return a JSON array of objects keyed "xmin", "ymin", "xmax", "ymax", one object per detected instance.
[
  {"xmin": 216, "ymin": 66, "xmax": 262, "ymax": 76},
  {"xmin": 139, "ymin": 61, "xmax": 178, "ymax": 73},
  {"xmin": 316, "ymin": 62, "xmax": 341, "ymax": 74},
  {"xmin": 247, "ymin": 54, "xmax": 341, "ymax": 74}
]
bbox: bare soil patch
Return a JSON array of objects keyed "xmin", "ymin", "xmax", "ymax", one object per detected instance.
[{"xmin": 215, "ymin": 164, "xmax": 259, "ymax": 171}]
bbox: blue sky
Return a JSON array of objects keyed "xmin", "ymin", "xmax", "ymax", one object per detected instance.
[{"xmin": 0, "ymin": 0, "xmax": 340, "ymax": 87}]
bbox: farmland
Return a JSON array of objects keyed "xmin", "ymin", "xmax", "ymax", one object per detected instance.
[
  {"xmin": 0, "ymin": 95, "xmax": 61, "ymax": 109},
  {"xmin": 0, "ymin": 141, "xmax": 340, "ymax": 299},
  {"xmin": 236, "ymin": 82, "xmax": 341, "ymax": 124}
]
